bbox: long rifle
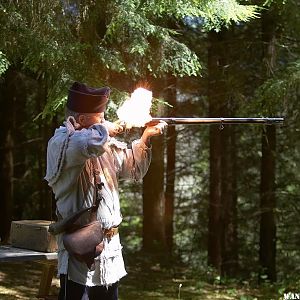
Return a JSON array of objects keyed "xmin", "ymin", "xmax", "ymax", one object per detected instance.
[{"xmin": 146, "ymin": 117, "xmax": 284, "ymax": 126}]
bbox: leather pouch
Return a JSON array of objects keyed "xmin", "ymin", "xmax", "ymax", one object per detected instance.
[{"xmin": 63, "ymin": 220, "xmax": 104, "ymax": 269}]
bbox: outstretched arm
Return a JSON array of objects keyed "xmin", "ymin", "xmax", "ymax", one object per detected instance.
[{"xmin": 111, "ymin": 121, "xmax": 167, "ymax": 180}]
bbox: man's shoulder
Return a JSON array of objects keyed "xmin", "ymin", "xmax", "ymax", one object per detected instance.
[{"xmin": 48, "ymin": 126, "xmax": 68, "ymax": 145}]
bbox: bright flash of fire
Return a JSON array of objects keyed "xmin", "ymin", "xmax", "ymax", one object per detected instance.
[{"xmin": 117, "ymin": 87, "xmax": 153, "ymax": 128}]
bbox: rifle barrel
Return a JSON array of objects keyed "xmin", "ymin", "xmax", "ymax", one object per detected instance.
[{"xmin": 150, "ymin": 117, "xmax": 284, "ymax": 125}]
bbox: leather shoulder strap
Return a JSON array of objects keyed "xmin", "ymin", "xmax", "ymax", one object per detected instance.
[{"xmin": 91, "ymin": 157, "xmax": 103, "ymax": 209}]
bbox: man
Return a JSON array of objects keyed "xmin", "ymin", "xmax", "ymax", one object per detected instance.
[{"xmin": 45, "ymin": 82, "xmax": 166, "ymax": 300}]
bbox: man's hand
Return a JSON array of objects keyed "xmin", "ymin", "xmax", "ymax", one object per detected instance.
[
  {"xmin": 103, "ymin": 120, "xmax": 124, "ymax": 137},
  {"xmin": 141, "ymin": 121, "xmax": 168, "ymax": 146}
]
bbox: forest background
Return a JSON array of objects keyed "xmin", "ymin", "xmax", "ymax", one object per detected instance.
[{"xmin": 0, "ymin": 1, "xmax": 299, "ymax": 299}]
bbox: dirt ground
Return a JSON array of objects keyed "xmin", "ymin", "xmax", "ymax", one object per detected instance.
[{"xmin": 0, "ymin": 254, "xmax": 280, "ymax": 300}]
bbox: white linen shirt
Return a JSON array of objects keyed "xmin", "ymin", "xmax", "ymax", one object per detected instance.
[{"xmin": 45, "ymin": 118, "xmax": 151, "ymax": 286}]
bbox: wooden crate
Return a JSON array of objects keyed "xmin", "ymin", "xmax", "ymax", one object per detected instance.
[{"xmin": 10, "ymin": 220, "xmax": 57, "ymax": 253}]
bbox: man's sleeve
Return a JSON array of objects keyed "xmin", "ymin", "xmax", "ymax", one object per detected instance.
[
  {"xmin": 112, "ymin": 139, "xmax": 152, "ymax": 181},
  {"xmin": 66, "ymin": 124, "xmax": 109, "ymax": 167}
]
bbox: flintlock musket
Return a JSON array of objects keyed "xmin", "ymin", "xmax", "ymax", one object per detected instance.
[{"xmin": 145, "ymin": 117, "xmax": 284, "ymax": 126}]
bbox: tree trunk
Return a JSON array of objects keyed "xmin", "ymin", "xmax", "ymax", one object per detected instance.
[
  {"xmin": 208, "ymin": 125, "xmax": 222, "ymax": 271},
  {"xmin": 207, "ymin": 31, "xmax": 224, "ymax": 272},
  {"xmin": 0, "ymin": 69, "xmax": 15, "ymax": 242},
  {"xmin": 221, "ymin": 126, "xmax": 238, "ymax": 277},
  {"xmin": 259, "ymin": 6, "xmax": 279, "ymax": 283},
  {"xmin": 164, "ymin": 76, "xmax": 177, "ymax": 253},
  {"xmin": 259, "ymin": 126, "xmax": 277, "ymax": 282},
  {"xmin": 142, "ymin": 85, "xmax": 166, "ymax": 252},
  {"xmin": 37, "ymin": 78, "xmax": 52, "ymax": 220},
  {"xmin": 0, "ymin": 130, "xmax": 14, "ymax": 243},
  {"xmin": 207, "ymin": 30, "xmax": 238, "ymax": 276},
  {"xmin": 142, "ymin": 135, "xmax": 166, "ymax": 251}
]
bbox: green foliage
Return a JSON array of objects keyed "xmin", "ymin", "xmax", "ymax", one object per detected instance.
[
  {"xmin": 246, "ymin": 0, "xmax": 300, "ymax": 118},
  {"xmin": 0, "ymin": 0, "xmax": 259, "ymax": 117},
  {"xmin": 143, "ymin": 0, "xmax": 205, "ymax": 19},
  {"xmin": 0, "ymin": 1, "xmax": 91, "ymax": 117},
  {"xmin": 140, "ymin": 0, "xmax": 259, "ymax": 31},
  {"xmin": 199, "ymin": 0, "xmax": 259, "ymax": 31},
  {"xmin": 255, "ymin": 60, "xmax": 300, "ymax": 117},
  {"xmin": 0, "ymin": 51, "xmax": 10, "ymax": 76},
  {"xmin": 104, "ymin": 0, "xmax": 259, "ymax": 77},
  {"xmin": 262, "ymin": 0, "xmax": 288, "ymax": 8},
  {"xmin": 104, "ymin": 2, "xmax": 203, "ymax": 78}
]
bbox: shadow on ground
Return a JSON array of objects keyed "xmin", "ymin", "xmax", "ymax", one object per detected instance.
[
  {"xmin": 0, "ymin": 251, "xmax": 282, "ymax": 300},
  {"xmin": 0, "ymin": 261, "xmax": 59, "ymax": 299}
]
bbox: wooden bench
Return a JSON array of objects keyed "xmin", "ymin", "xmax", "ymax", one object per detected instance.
[{"xmin": 0, "ymin": 245, "xmax": 58, "ymax": 298}]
